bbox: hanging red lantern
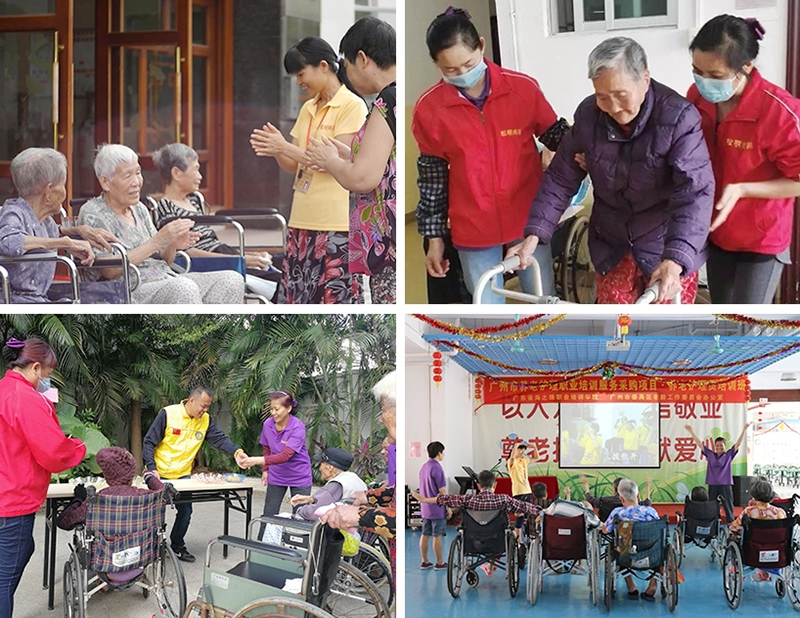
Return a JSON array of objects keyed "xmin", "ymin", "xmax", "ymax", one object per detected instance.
[
  {"xmin": 433, "ymin": 367, "xmax": 443, "ymax": 375},
  {"xmin": 433, "ymin": 375, "xmax": 443, "ymax": 383},
  {"xmin": 432, "ymin": 351, "xmax": 443, "ymax": 359},
  {"xmin": 433, "ymin": 359, "xmax": 443, "ymax": 367}
]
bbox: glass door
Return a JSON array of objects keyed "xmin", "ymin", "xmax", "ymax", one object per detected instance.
[{"xmin": 0, "ymin": 0, "xmax": 74, "ymax": 202}]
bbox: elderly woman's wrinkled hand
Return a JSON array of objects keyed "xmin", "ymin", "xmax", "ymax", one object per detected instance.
[
  {"xmin": 155, "ymin": 218, "xmax": 196, "ymax": 251},
  {"xmin": 290, "ymin": 494, "xmax": 314, "ymax": 507},
  {"xmin": 320, "ymin": 504, "xmax": 360, "ymax": 530},
  {"xmin": 250, "ymin": 123, "xmax": 288, "ymax": 157},
  {"xmin": 65, "ymin": 238, "xmax": 95, "ymax": 266},
  {"xmin": 77, "ymin": 225, "xmax": 118, "ymax": 252},
  {"xmin": 505, "ymin": 235, "xmax": 540, "ymax": 269},
  {"xmin": 244, "ymin": 253, "xmax": 271, "ymax": 269},
  {"xmin": 649, "ymin": 259, "xmax": 682, "ymax": 302},
  {"xmin": 350, "ymin": 490, "xmax": 368, "ymax": 506}
]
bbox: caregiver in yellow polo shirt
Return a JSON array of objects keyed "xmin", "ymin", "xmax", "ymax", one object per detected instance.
[
  {"xmin": 250, "ymin": 36, "xmax": 368, "ymax": 304},
  {"xmin": 142, "ymin": 386, "xmax": 247, "ymax": 563}
]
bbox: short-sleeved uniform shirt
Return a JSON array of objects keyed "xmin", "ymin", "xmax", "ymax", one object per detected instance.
[
  {"xmin": 259, "ymin": 414, "xmax": 312, "ymax": 487},
  {"xmin": 701, "ymin": 445, "xmax": 737, "ymax": 486},
  {"xmin": 507, "ymin": 456, "xmax": 532, "ymax": 497},
  {"xmin": 289, "ymin": 84, "xmax": 367, "ymax": 232},
  {"xmin": 419, "ymin": 458, "xmax": 446, "ymax": 520}
]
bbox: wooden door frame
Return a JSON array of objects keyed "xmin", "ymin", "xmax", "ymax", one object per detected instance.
[
  {"xmin": 0, "ymin": 2, "xmax": 73, "ymax": 198},
  {"xmin": 781, "ymin": 0, "xmax": 800, "ymax": 303}
]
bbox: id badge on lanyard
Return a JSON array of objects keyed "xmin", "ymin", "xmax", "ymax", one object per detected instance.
[{"xmin": 294, "ymin": 106, "xmax": 330, "ymax": 194}]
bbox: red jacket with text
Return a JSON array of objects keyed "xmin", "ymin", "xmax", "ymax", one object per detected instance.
[
  {"xmin": 0, "ymin": 370, "xmax": 86, "ymax": 517},
  {"xmin": 412, "ymin": 59, "xmax": 557, "ymax": 248},
  {"xmin": 687, "ymin": 68, "xmax": 800, "ymax": 254}
]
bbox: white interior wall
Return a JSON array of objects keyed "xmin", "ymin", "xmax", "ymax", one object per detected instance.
[
  {"xmin": 405, "ymin": 355, "xmax": 475, "ymax": 495},
  {"xmin": 321, "ymin": 0, "xmax": 357, "ymax": 47},
  {"xmin": 493, "ymin": 0, "xmax": 789, "ymax": 118}
]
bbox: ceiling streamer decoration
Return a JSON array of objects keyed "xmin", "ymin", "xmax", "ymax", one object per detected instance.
[
  {"xmin": 431, "ymin": 338, "xmax": 800, "ymax": 376},
  {"xmin": 413, "ymin": 314, "xmax": 565, "ymax": 341},
  {"xmin": 715, "ymin": 315, "xmax": 800, "ymax": 329}
]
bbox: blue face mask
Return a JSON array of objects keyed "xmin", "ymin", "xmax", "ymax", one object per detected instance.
[
  {"xmin": 693, "ymin": 73, "xmax": 739, "ymax": 104},
  {"xmin": 443, "ymin": 59, "xmax": 487, "ymax": 90},
  {"xmin": 36, "ymin": 371, "xmax": 51, "ymax": 393}
]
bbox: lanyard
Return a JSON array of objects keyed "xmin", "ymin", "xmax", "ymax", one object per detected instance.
[{"xmin": 305, "ymin": 106, "xmax": 331, "ymax": 147}]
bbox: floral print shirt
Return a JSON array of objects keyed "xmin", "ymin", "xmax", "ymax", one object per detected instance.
[
  {"xmin": 348, "ymin": 82, "xmax": 396, "ymax": 276},
  {"xmin": 729, "ymin": 500, "xmax": 786, "ymax": 538}
]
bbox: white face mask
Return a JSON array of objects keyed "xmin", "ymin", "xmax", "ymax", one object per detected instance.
[
  {"xmin": 36, "ymin": 369, "xmax": 51, "ymax": 393},
  {"xmin": 442, "ymin": 58, "xmax": 487, "ymax": 89}
]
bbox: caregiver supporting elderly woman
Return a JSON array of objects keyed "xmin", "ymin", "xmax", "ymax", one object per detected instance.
[
  {"xmin": 0, "ymin": 148, "xmax": 119, "ymax": 303},
  {"xmin": 508, "ymin": 37, "xmax": 715, "ymax": 304},
  {"xmin": 688, "ymin": 15, "xmax": 800, "ymax": 304},
  {"xmin": 77, "ymin": 144, "xmax": 244, "ymax": 304}
]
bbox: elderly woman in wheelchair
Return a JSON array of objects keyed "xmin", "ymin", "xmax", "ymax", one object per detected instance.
[
  {"xmin": 602, "ymin": 479, "xmax": 679, "ymax": 610},
  {"xmin": 722, "ymin": 478, "xmax": 800, "ymax": 609},
  {"xmin": 77, "ymin": 144, "xmax": 245, "ymax": 304},
  {"xmin": 57, "ymin": 447, "xmax": 186, "ymax": 618},
  {"xmin": 673, "ymin": 485, "xmax": 727, "ymax": 568},
  {"xmin": 0, "ymin": 148, "xmax": 121, "ymax": 303}
]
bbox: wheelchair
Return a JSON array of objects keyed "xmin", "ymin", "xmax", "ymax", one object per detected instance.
[
  {"xmin": 673, "ymin": 496, "xmax": 727, "ymax": 568},
  {"xmin": 525, "ymin": 510, "xmax": 602, "ymax": 606},
  {"xmin": 183, "ymin": 520, "xmax": 390, "ymax": 618},
  {"xmin": 722, "ymin": 514, "xmax": 800, "ymax": 610},
  {"xmin": 246, "ymin": 514, "xmax": 394, "ymax": 614},
  {"xmin": 63, "ymin": 489, "xmax": 187, "ymax": 618},
  {"xmin": 446, "ymin": 508, "xmax": 519, "ymax": 598},
  {"xmin": 603, "ymin": 516, "xmax": 679, "ymax": 612}
]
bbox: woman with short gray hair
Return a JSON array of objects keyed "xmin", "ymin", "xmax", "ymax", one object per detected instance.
[
  {"xmin": 509, "ymin": 36, "xmax": 715, "ymax": 304},
  {"xmin": 0, "ymin": 148, "xmax": 118, "ymax": 302},
  {"xmin": 600, "ymin": 476, "xmax": 661, "ymax": 600},
  {"xmin": 77, "ymin": 143, "xmax": 245, "ymax": 304},
  {"xmin": 152, "ymin": 143, "xmax": 278, "ymax": 300}
]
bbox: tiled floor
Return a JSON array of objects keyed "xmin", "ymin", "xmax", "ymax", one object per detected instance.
[{"xmin": 405, "ymin": 527, "xmax": 797, "ymax": 616}]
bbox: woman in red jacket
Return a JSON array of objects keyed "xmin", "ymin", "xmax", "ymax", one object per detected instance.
[
  {"xmin": 412, "ymin": 7, "xmax": 567, "ymax": 303},
  {"xmin": 0, "ymin": 338, "xmax": 86, "ymax": 618},
  {"xmin": 688, "ymin": 15, "xmax": 800, "ymax": 303}
]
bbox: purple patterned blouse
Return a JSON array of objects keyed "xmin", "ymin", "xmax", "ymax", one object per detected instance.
[{"xmin": 0, "ymin": 198, "xmax": 60, "ymax": 302}]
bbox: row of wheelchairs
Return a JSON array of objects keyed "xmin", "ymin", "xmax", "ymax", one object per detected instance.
[
  {"xmin": 0, "ymin": 192, "xmax": 287, "ymax": 304},
  {"xmin": 753, "ymin": 465, "xmax": 800, "ymax": 490},
  {"xmin": 445, "ymin": 494, "xmax": 800, "ymax": 612},
  {"xmin": 61, "ymin": 488, "xmax": 393, "ymax": 618}
]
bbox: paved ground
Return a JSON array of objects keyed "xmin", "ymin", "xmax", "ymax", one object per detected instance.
[{"xmin": 13, "ymin": 485, "xmax": 287, "ymax": 618}]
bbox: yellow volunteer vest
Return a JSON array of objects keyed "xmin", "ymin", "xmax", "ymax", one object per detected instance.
[{"xmin": 154, "ymin": 401, "xmax": 210, "ymax": 478}]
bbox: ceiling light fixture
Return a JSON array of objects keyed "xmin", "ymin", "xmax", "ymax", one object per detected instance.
[
  {"xmin": 539, "ymin": 359, "xmax": 558, "ymax": 365},
  {"xmin": 672, "ymin": 359, "xmax": 692, "ymax": 366}
]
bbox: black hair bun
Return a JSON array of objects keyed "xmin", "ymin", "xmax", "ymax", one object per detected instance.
[{"xmin": 2, "ymin": 338, "xmax": 25, "ymax": 363}]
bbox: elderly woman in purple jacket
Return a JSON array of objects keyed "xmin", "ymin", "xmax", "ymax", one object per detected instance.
[
  {"xmin": 0, "ymin": 148, "xmax": 118, "ymax": 302},
  {"xmin": 508, "ymin": 37, "xmax": 714, "ymax": 304}
]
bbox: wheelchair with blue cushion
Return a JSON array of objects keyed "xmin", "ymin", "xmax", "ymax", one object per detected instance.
[
  {"xmin": 183, "ymin": 520, "xmax": 390, "ymax": 618},
  {"xmin": 446, "ymin": 508, "xmax": 519, "ymax": 598},
  {"xmin": 63, "ymin": 489, "xmax": 187, "ymax": 618},
  {"xmin": 673, "ymin": 496, "xmax": 727, "ymax": 568},
  {"xmin": 525, "ymin": 509, "xmax": 602, "ymax": 606},
  {"xmin": 722, "ymin": 513, "xmax": 800, "ymax": 610},
  {"xmin": 246, "ymin": 514, "xmax": 394, "ymax": 614},
  {"xmin": 603, "ymin": 515, "xmax": 679, "ymax": 612}
]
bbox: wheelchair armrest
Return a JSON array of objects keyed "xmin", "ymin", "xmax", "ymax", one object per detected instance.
[
  {"xmin": 0, "ymin": 251, "xmax": 80, "ymax": 302},
  {"xmin": 205, "ymin": 535, "xmax": 305, "ymax": 568},
  {"xmin": 214, "ymin": 208, "xmax": 281, "ymax": 217},
  {"xmin": 157, "ymin": 214, "xmax": 234, "ymax": 229}
]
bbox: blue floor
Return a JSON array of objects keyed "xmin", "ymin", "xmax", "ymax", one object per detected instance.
[{"xmin": 405, "ymin": 528, "xmax": 797, "ymax": 616}]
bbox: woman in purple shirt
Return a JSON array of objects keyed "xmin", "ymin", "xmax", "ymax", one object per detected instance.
[
  {"xmin": 685, "ymin": 422, "xmax": 751, "ymax": 524},
  {"xmin": 243, "ymin": 391, "xmax": 312, "ymax": 517}
]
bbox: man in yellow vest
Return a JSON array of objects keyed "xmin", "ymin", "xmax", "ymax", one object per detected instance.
[{"xmin": 142, "ymin": 386, "xmax": 247, "ymax": 562}]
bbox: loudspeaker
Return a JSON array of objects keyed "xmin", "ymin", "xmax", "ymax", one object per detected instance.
[{"xmin": 733, "ymin": 475, "xmax": 753, "ymax": 507}]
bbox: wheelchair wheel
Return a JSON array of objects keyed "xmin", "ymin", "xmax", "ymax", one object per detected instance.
[
  {"xmin": 231, "ymin": 596, "xmax": 335, "ymax": 618},
  {"xmin": 723, "ymin": 542, "xmax": 743, "ymax": 610},
  {"xmin": 589, "ymin": 528, "xmax": 602, "ymax": 606},
  {"xmin": 507, "ymin": 532, "xmax": 519, "ymax": 598},
  {"xmin": 347, "ymin": 544, "xmax": 394, "ymax": 611},
  {"xmin": 328, "ymin": 560, "xmax": 391, "ymax": 618},
  {"xmin": 527, "ymin": 536, "xmax": 541, "ymax": 605},
  {"xmin": 665, "ymin": 544, "xmax": 679, "ymax": 612},
  {"xmin": 787, "ymin": 546, "xmax": 800, "ymax": 610},
  {"xmin": 777, "ymin": 578, "xmax": 786, "ymax": 598},
  {"xmin": 604, "ymin": 545, "xmax": 615, "ymax": 611},
  {"xmin": 360, "ymin": 530, "xmax": 392, "ymax": 565},
  {"xmin": 713, "ymin": 525, "xmax": 728, "ymax": 567},
  {"xmin": 518, "ymin": 541, "xmax": 527, "ymax": 569},
  {"xmin": 673, "ymin": 523, "xmax": 684, "ymax": 569},
  {"xmin": 563, "ymin": 216, "xmax": 595, "ymax": 304},
  {"xmin": 63, "ymin": 549, "xmax": 85, "ymax": 618},
  {"xmin": 466, "ymin": 570, "xmax": 480, "ymax": 588},
  {"xmin": 154, "ymin": 544, "xmax": 187, "ymax": 618},
  {"xmin": 447, "ymin": 534, "xmax": 464, "ymax": 598}
]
